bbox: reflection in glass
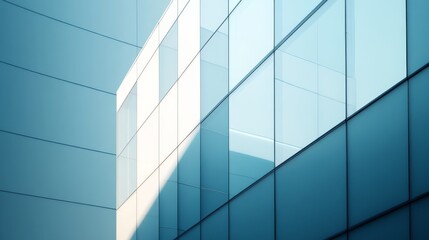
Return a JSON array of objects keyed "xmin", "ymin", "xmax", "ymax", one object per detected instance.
[
  {"xmin": 159, "ymin": 84, "xmax": 178, "ymax": 162},
  {"xmin": 229, "ymin": 56, "xmax": 274, "ymax": 198},
  {"xmin": 275, "ymin": 0, "xmax": 345, "ymax": 165},
  {"xmin": 160, "ymin": 151, "xmax": 178, "ymax": 240},
  {"xmin": 200, "ymin": 21, "xmax": 229, "ymax": 119},
  {"xmin": 229, "ymin": 0, "xmax": 273, "ymax": 90},
  {"xmin": 200, "ymin": 0, "xmax": 228, "ymax": 45},
  {"xmin": 347, "ymin": 0, "xmax": 406, "ymax": 115}
]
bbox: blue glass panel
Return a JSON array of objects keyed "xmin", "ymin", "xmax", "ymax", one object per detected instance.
[
  {"xmin": 201, "ymin": 205, "xmax": 228, "ymax": 240},
  {"xmin": 229, "ymin": 56, "xmax": 274, "ymax": 198},
  {"xmin": 179, "ymin": 225, "xmax": 200, "ymax": 240},
  {"xmin": 0, "ymin": 1, "xmax": 137, "ymax": 93},
  {"xmin": 0, "ymin": 131, "xmax": 115, "ymax": 208},
  {"xmin": 159, "ymin": 22, "xmax": 178, "ymax": 100},
  {"xmin": 229, "ymin": 0, "xmax": 273, "ymax": 90},
  {"xmin": 0, "ymin": 62, "xmax": 116, "ymax": 154},
  {"xmin": 349, "ymin": 207, "xmax": 409, "ymax": 240},
  {"xmin": 178, "ymin": 184, "xmax": 200, "ymax": 234},
  {"xmin": 275, "ymin": 0, "xmax": 345, "ymax": 165},
  {"xmin": 117, "ymin": 134, "xmax": 137, "ymax": 207},
  {"xmin": 346, "ymin": 0, "xmax": 406, "ymax": 115},
  {"xmin": 348, "ymin": 83, "xmax": 408, "ymax": 226},
  {"xmin": 201, "ymin": 100, "xmax": 229, "ymax": 217},
  {"xmin": 276, "ymin": 124, "xmax": 347, "ymax": 239},
  {"xmin": 409, "ymin": 68, "xmax": 429, "ymax": 197},
  {"xmin": 412, "ymin": 196, "xmax": 429, "ymax": 240},
  {"xmin": 6, "ymin": 0, "xmax": 137, "ymax": 45},
  {"xmin": 117, "ymin": 84, "xmax": 137, "ymax": 156},
  {"xmin": 407, "ymin": 0, "xmax": 429, "ymax": 73},
  {"xmin": 0, "ymin": 191, "xmax": 115, "ymax": 240},
  {"xmin": 275, "ymin": 0, "xmax": 323, "ymax": 44},
  {"xmin": 138, "ymin": 0, "xmax": 171, "ymax": 46},
  {"xmin": 200, "ymin": 21, "xmax": 229, "ymax": 119},
  {"xmin": 230, "ymin": 174, "xmax": 274, "ymax": 240},
  {"xmin": 200, "ymin": 0, "xmax": 228, "ymax": 45}
]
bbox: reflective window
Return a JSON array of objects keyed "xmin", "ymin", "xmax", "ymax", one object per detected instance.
[
  {"xmin": 348, "ymin": 83, "xmax": 408, "ymax": 226},
  {"xmin": 410, "ymin": 61, "xmax": 429, "ymax": 198},
  {"xmin": 229, "ymin": 0, "xmax": 273, "ymax": 90},
  {"xmin": 230, "ymin": 174, "xmax": 274, "ymax": 240},
  {"xmin": 159, "ymin": 22, "xmax": 178, "ymax": 101},
  {"xmin": 137, "ymin": 170, "xmax": 159, "ymax": 240},
  {"xmin": 201, "ymin": 0, "xmax": 228, "ymax": 45},
  {"xmin": 117, "ymin": 85, "xmax": 137, "ymax": 155},
  {"xmin": 117, "ymin": 135, "xmax": 137, "ymax": 207},
  {"xmin": 346, "ymin": 0, "xmax": 406, "ymax": 115},
  {"xmin": 201, "ymin": 100, "xmax": 229, "ymax": 217},
  {"xmin": 178, "ymin": 128, "xmax": 201, "ymax": 232},
  {"xmin": 407, "ymin": 0, "xmax": 429, "ymax": 74},
  {"xmin": 178, "ymin": 0, "xmax": 200, "ymax": 76},
  {"xmin": 275, "ymin": 0, "xmax": 322, "ymax": 44},
  {"xmin": 160, "ymin": 150, "xmax": 178, "ymax": 240},
  {"xmin": 229, "ymin": 0, "xmax": 240, "ymax": 13},
  {"xmin": 137, "ymin": 50, "xmax": 159, "ymax": 128},
  {"xmin": 201, "ymin": 205, "xmax": 229, "ymax": 240},
  {"xmin": 200, "ymin": 21, "xmax": 229, "ymax": 119},
  {"xmin": 137, "ymin": 108, "xmax": 159, "ymax": 186},
  {"xmin": 178, "ymin": 55, "xmax": 200, "ymax": 143},
  {"xmin": 276, "ymin": 125, "xmax": 347, "ymax": 239},
  {"xmin": 159, "ymin": 83, "xmax": 178, "ymax": 162},
  {"xmin": 229, "ymin": 56, "xmax": 274, "ymax": 198},
  {"xmin": 412, "ymin": 196, "xmax": 429, "ymax": 240},
  {"xmin": 349, "ymin": 207, "xmax": 409, "ymax": 240},
  {"xmin": 275, "ymin": 0, "xmax": 345, "ymax": 165}
]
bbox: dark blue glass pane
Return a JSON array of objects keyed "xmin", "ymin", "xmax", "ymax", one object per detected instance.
[
  {"xmin": 201, "ymin": 205, "xmax": 228, "ymax": 240},
  {"xmin": 412, "ymin": 196, "xmax": 429, "ymax": 240},
  {"xmin": 179, "ymin": 225, "xmax": 200, "ymax": 240},
  {"xmin": 409, "ymin": 68, "xmax": 429, "ymax": 198},
  {"xmin": 230, "ymin": 174, "xmax": 274, "ymax": 240},
  {"xmin": 348, "ymin": 83, "xmax": 409, "ymax": 226},
  {"xmin": 276, "ymin": 125, "xmax": 347, "ymax": 239},
  {"xmin": 349, "ymin": 207, "xmax": 409, "ymax": 240}
]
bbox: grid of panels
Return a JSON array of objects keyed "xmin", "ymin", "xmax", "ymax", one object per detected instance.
[{"xmin": 116, "ymin": 0, "xmax": 428, "ymax": 239}]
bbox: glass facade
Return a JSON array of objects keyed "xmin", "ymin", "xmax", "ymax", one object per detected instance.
[{"xmin": 116, "ymin": 0, "xmax": 429, "ymax": 239}]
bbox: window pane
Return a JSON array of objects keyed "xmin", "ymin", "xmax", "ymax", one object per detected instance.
[
  {"xmin": 117, "ymin": 193, "xmax": 136, "ymax": 240},
  {"xmin": 137, "ymin": 50, "xmax": 159, "ymax": 128},
  {"xmin": 200, "ymin": 21, "xmax": 229, "ymax": 119},
  {"xmin": 201, "ymin": 100, "xmax": 229, "ymax": 217},
  {"xmin": 160, "ymin": 150, "xmax": 178, "ymax": 240},
  {"xmin": 230, "ymin": 174, "xmax": 274, "ymax": 240},
  {"xmin": 346, "ymin": 0, "xmax": 406, "ymax": 115},
  {"xmin": 159, "ymin": 22, "xmax": 178, "ymax": 100},
  {"xmin": 275, "ymin": 0, "xmax": 322, "ymax": 44},
  {"xmin": 409, "ymin": 68, "xmax": 429, "ymax": 198},
  {"xmin": 179, "ymin": 226, "xmax": 200, "ymax": 240},
  {"xmin": 137, "ymin": 108, "xmax": 159, "ymax": 186},
  {"xmin": 275, "ymin": 0, "xmax": 345, "ymax": 165},
  {"xmin": 178, "ymin": 0, "xmax": 200, "ymax": 75},
  {"xmin": 276, "ymin": 124, "xmax": 347, "ymax": 239},
  {"xmin": 407, "ymin": 0, "xmax": 429, "ymax": 73},
  {"xmin": 229, "ymin": 56, "xmax": 274, "ymax": 198},
  {"xmin": 200, "ymin": 0, "xmax": 228, "ymax": 45},
  {"xmin": 412, "ymin": 196, "xmax": 429, "ymax": 240},
  {"xmin": 159, "ymin": 83, "xmax": 178, "ymax": 162},
  {"xmin": 229, "ymin": 0, "xmax": 273, "ymax": 90},
  {"xmin": 201, "ymin": 205, "xmax": 228, "ymax": 240},
  {"xmin": 117, "ymin": 84, "xmax": 137, "ymax": 155},
  {"xmin": 137, "ymin": 170, "xmax": 159, "ymax": 240},
  {"xmin": 178, "ymin": 128, "xmax": 200, "ymax": 232},
  {"xmin": 117, "ymin": 134, "xmax": 137, "ymax": 207},
  {"xmin": 349, "ymin": 207, "xmax": 409, "ymax": 240},
  {"xmin": 348, "ymin": 83, "xmax": 408, "ymax": 226},
  {"xmin": 178, "ymin": 55, "xmax": 200, "ymax": 143}
]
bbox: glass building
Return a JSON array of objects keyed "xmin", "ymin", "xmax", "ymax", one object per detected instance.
[{"xmin": 116, "ymin": 0, "xmax": 429, "ymax": 239}]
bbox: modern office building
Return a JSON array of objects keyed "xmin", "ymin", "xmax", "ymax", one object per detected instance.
[
  {"xmin": 116, "ymin": 0, "xmax": 429, "ymax": 239},
  {"xmin": 0, "ymin": 1, "xmax": 169, "ymax": 239}
]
